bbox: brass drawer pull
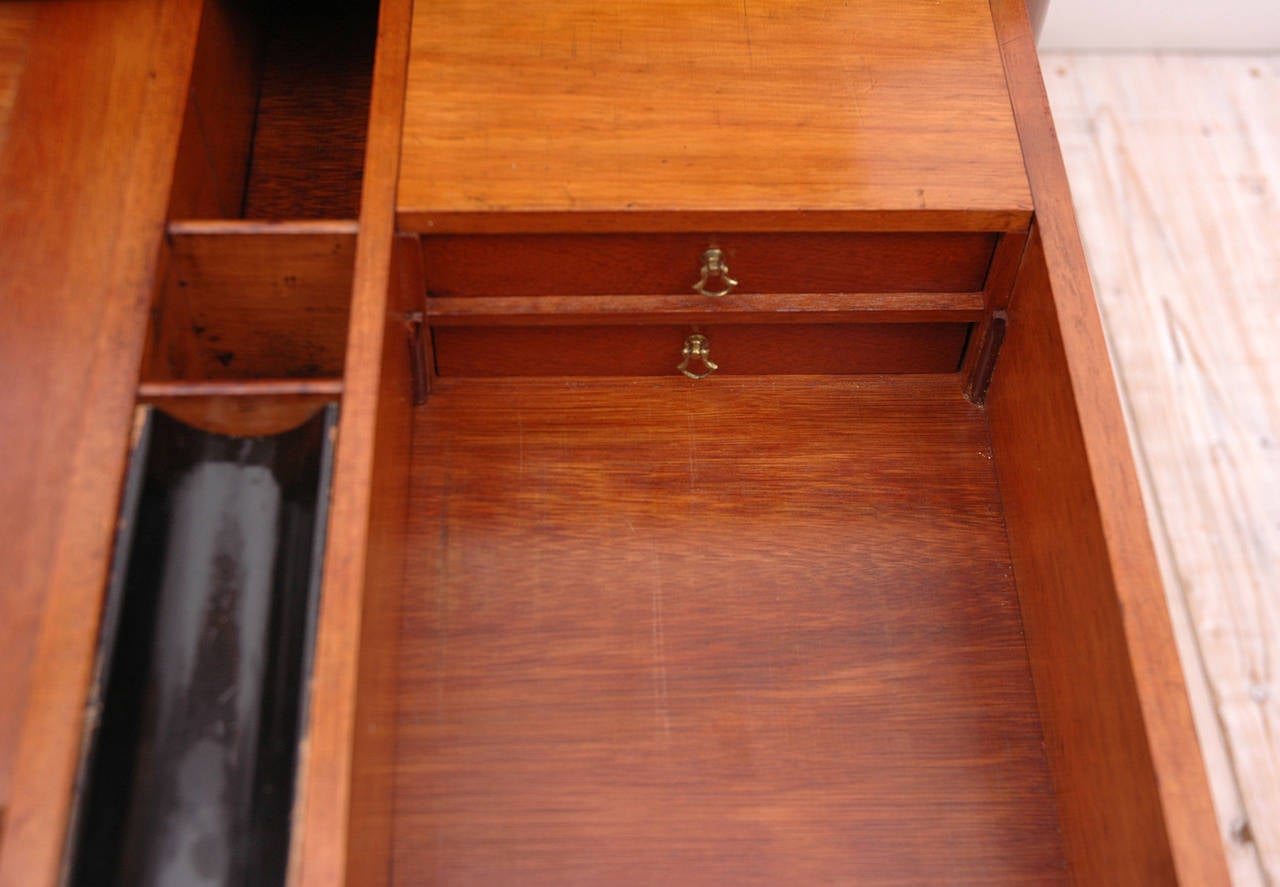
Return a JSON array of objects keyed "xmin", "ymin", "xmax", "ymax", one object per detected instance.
[
  {"xmin": 693, "ymin": 248, "xmax": 738, "ymax": 297},
  {"xmin": 678, "ymin": 333, "xmax": 718, "ymax": 380}
]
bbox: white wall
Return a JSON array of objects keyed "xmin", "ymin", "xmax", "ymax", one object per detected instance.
[{"xmin": 1040, "ymin": 1, "xmax": 1280, "ymax": 51}]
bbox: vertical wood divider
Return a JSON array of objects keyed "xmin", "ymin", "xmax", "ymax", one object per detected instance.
[
  {"xmin": 290, "ymin": 1, "xmax": 414, "ymax": 884},
  {"xmin": 986, "ymin": 1, "xmax": 1229, "ymax": 883}
]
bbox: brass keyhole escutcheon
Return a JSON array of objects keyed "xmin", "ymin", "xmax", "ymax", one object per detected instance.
[
  {"xmin": 678, "ymin": 333, "xmax": 718, "ymax": 380},
  {"xmin": 692, "ymin": 248, "xmax": 738, "ymax": 298}
]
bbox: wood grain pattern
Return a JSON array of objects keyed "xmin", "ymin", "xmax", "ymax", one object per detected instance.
[
  {"xmin": 144, "ymin": 226, "xmax": 356, "ymax": 381},
  {"xmin": 421, "ymin": 232, "xmax": 998, "ymax": 297},
  {"xmin": 290, "ymin": 0, "xmax": 414, "ymax": 884},
  {"xmin": 242, "ymin": 0, "xmax": 377, "ymax": 220},
  {"xmin": 1043, "ymin": 52, "xmax": 1280, "ymax": 887},
  {"xmin": 433, "ymin": 323, "xmax": 970, "ymax": 377},
  {"xmin": 166, "ymin": 0, "xmax": 263, "ymax": 219},
  {"xmin": 986, "ymin": 3, "xmax": 1230, "ymax": 882},
  {"xmin": 427, "ymin": 291, "xmax": 986, "ymax": 326},
  {"xmin": 138, "ymin": 382, "xmax": 343, "ymax": 436},
  {"xmin": 398, "ymin": 0, "xmax": 1031, "ymax": 231},
  {"xmin": 394, "ymin": 375, "xmax": 1066, "ymax": 885},
  {"xmin": 0, "ymin": 2, "xmax": 204, "ymax": 883},
  {"xmin": 0, "ymin": 3, "xmax": 36, "ymax": 158}
]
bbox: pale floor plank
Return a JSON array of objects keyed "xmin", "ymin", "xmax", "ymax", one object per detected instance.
[{"xmin": 1043, "ymin": 52, "xmax": 1279, "ymax": 887}]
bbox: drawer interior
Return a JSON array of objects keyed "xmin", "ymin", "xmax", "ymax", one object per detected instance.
[{"xmin": 389, "ymin": 375, "xmax": 1069, "ymax": 884}]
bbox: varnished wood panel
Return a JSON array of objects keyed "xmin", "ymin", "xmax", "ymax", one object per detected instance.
[
  {"xmin": 422, "ymin": 233, "xmax": 998, "ymax": 297},
  {"xmin": 0, "ymin": 2, "xmax": 204, "ymax": 883},
  {"xmin": 394, "ymin": 376, "xmax": 1066, "ymax": 885},
  {"xmin": 986, "ymin": 4, "xmax": 1229, "ymax": 882},
  {"xmin": 427, "ymin": 291, "xmax": 986, "ymax": 326},
  {"xmin": 0, "ymin": 3, "xmax": 36, "ymax": 158},
  {"xmin": 1044, "ymin": 52, "xmax": 1280, "ymax": 886},
  {"xmin": 398, "ymin": 0, "xmax": 1032, "ymax": 231},
  {"xmin": 433, "ymin": 323, "xmax": 969, "ymax": 377},
  {"xmin": 144, "ymin": 224, "xmax": 356, "ymax": 381}
]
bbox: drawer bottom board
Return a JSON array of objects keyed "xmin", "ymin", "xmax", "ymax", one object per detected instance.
[{"xmin": 394, "ymin": 376, "xmax": 1067, "ymax": 885}]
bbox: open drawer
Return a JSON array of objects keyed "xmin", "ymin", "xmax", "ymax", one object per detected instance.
[{"xmin": 0, "ymin": 0, "xmax": 1229, "ymax": 886}]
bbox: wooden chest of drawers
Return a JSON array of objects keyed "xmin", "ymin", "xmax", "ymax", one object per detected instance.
[{"xmin": 0, "ymin": 1, "xmax": 1231, "ymax": 885}]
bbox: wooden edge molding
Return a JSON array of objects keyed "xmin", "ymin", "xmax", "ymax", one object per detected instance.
[
  {"xmin": 397, "ymin": 208, "xmax": 1034, "ymax": 235},
  {"xmin": 986, "ymin": 1, "xmax": 1229, "ymax": 884},
  {"xmin": 288, "ymin": 0, "xmax": 413, "ymax": 885}
]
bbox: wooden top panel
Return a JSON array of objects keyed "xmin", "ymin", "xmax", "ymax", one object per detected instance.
[
  {"xmin": 395, "ymin": 376, "xmax": 1066, "ymax": 884},
  {"xmin": 399, "ymin": 0, "xmax": 1032, "ymax": 232}
]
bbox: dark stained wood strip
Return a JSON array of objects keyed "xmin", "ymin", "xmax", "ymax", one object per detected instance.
[
  {"xmin": 426, "ymin": 292, "xmax": 986, "ymax": 327},
  {"xmin": 394, "ymin": 375, "xmax": 1067, "ymax": 886}
]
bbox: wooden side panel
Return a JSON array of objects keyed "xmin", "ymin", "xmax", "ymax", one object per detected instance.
[
  {"xmin": 0, "ymin": 2, "xmax": 204, "ymax": 882},
  {"xmin": 290, "ymin": 1, "xmax": 414, "ymax": 884},
  {"xmin": 986, "ymin": 2, "xmax": 1230, "ymax": 883}
]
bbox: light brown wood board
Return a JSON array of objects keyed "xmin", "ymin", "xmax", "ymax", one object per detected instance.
[{"xmin": 397, "ymin": 0, "xmax": 1032, "ymax": 232}]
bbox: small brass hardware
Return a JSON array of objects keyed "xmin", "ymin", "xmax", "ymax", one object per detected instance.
[
  {"xmin": 692, "ymin": 248, "xmax": 738, "ymax": 298},
  {"xmin": 678, "ymin": 333, "xmax": 718, "ymax": 380}
]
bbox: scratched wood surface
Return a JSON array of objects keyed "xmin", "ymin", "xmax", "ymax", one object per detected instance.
[
  {"xmin": 394, "ymin": 376, "xmax": 1068, "ymax": 885},
  {"xmin": 1042, "ymin": 52, "xmax": 1280, "ymax": 887},
  {"xmin": 398, "ymin": 0, "xmax": 1031, "ymax": 233}
]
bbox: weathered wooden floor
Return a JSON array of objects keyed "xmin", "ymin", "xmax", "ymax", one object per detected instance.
[{"xmin": 1043, "ymin": 52, "xmax": 1279, "ymax": 887}]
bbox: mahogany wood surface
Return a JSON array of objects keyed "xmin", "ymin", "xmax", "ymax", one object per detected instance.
[
  {"xmin": 0, "ymin": 2, "xmax": 204, "ymax": 883},
  {"xmin": 427, "ymin": 291, "xmax": 986, "ymax": 326},
  {"xmin": 166, "ymin": 0, "xmax": 263, "ymax": 219},
  {"xmin": 394, "ymin": 375, "xmax": 1067, "ymax": 885},
  {"xmin": 242, "ymin": 0, "xmax": 377, "ymax": 220},
  {"xmin": 433, "ymin": 323, "xmax": 969, "ymax": 377},
  {"xmin": 0, "ymin": 3, "xmax": 36, "ymax": 158},
  {"xmin": 290, "ymin": 1, "xmax": 413, "ymax": 884},
  {"xmin": 398, "ymin": 0, "xmax": 1032, "ymax": 232},
  {"xmin": 421, "ymin": 233, "xmax": 998, "ymax": 297},
  {"xmin": 987, "ymin": 1, "xmax": 1230, "ymax": 882},
  {"xmin": 144, "ymin": 225, "xmax": 356, "ymax": 382}
]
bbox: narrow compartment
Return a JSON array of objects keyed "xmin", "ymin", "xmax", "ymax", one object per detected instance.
[
  {"xmin": 391, "ymin": 376, "xmax": 1068, "ymax": 885},
  {"xmin": 168, "ymin": 0, "xmax": 379, "ymax": 221},
  {"xmin": 64, "ymin": 404, "xmax": 338, "ymax": 886},
  {"xmin": 143, "ymin": 223, "xmax": 356, "ymax": 384}
]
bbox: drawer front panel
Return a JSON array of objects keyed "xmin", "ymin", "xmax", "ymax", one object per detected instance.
[
  {"xmin": 422, "ymin": 233, "xmax": 997, "ymax": 297},
  {"xmin": 433, "ymin": 323, "xmax": 969, "ymax": 377}
]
